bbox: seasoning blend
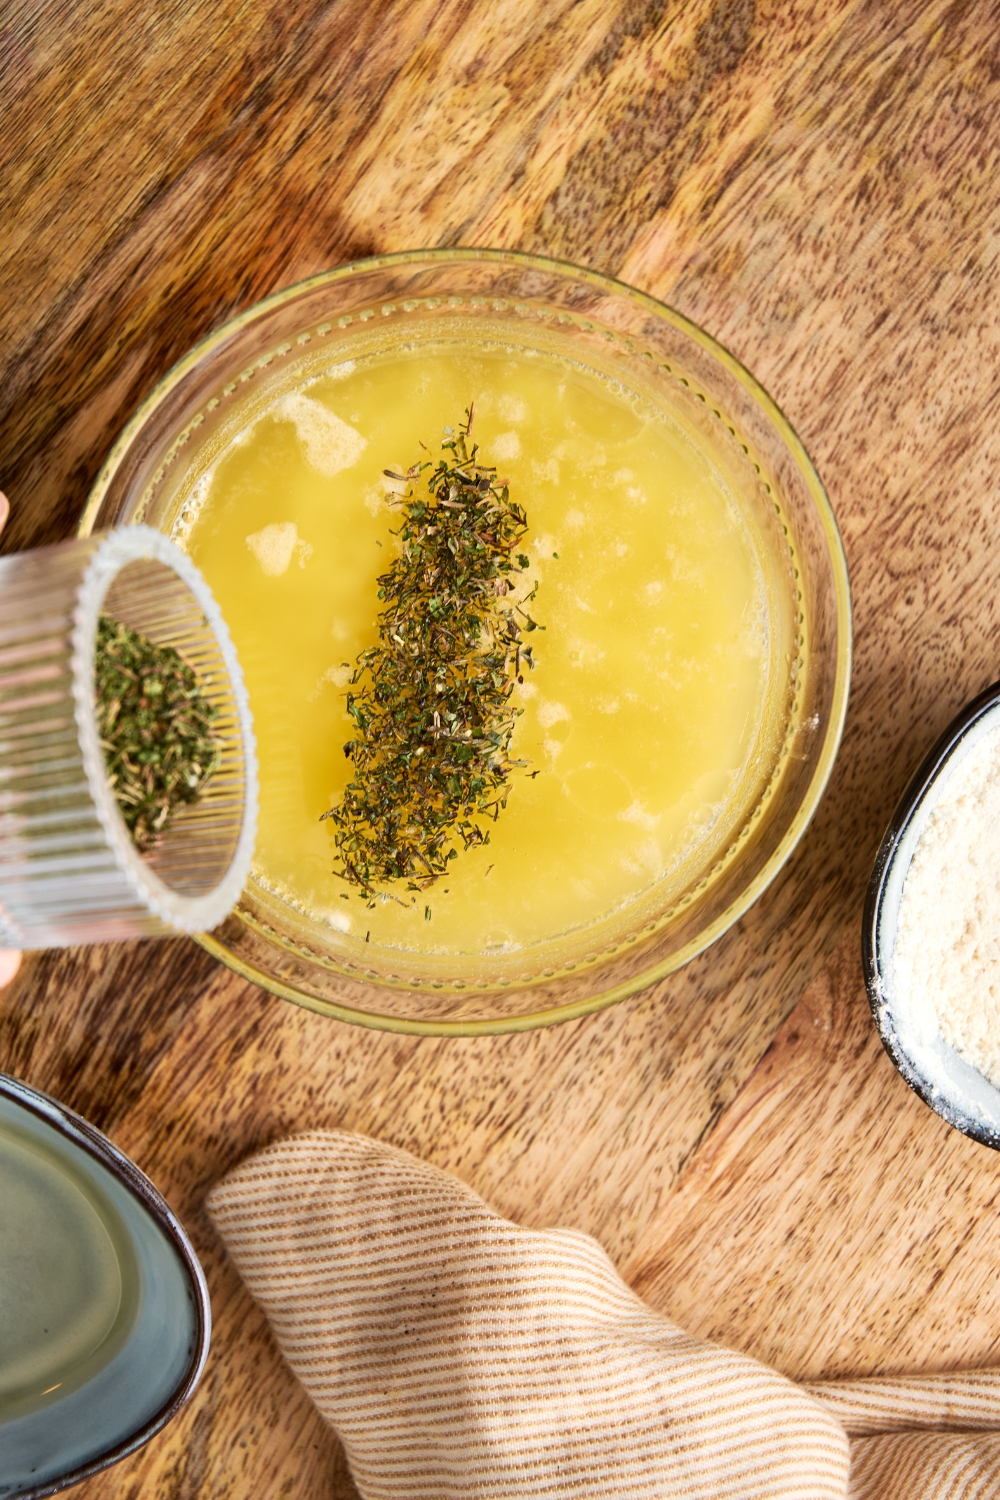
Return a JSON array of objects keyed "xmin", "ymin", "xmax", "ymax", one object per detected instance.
[
  {"xmin": 96, "ymin": 614, "xmax": 222, "ymax": 852},
  {"xmin": 322, "ymin": 409, "xmax": 541, "ymax": 902}
]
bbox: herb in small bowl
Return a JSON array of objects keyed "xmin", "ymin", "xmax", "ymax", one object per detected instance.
[{"xmin": 95, "ymin": 615, "xmax": 222, "ymax": 852}]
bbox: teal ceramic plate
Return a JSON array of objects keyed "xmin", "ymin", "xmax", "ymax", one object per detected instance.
[{"xmin": 0, "ymin": 1073, "xmax": 211, "ymax": 1498}]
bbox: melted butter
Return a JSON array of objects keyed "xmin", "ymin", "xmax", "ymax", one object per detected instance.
[{"xmin": 180, "ymin": 344, "xmax": 782, "ymax": 959}]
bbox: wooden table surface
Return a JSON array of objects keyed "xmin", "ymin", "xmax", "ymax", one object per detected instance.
[{"xmin": 4, "ymin": 0, "xmax": 1000, "ymax": 1494}]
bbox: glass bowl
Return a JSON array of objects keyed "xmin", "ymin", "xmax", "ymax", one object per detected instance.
[{"xmin": 80, "ymin": 250, "xmax": 851, "ymax": 1035}]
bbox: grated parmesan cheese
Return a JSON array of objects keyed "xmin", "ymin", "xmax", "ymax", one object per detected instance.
[{"xmin": 893, "ymin": 722, "xmax": 1000, "ymax": 1089}]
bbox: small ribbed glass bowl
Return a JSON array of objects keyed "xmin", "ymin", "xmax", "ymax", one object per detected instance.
[
  {"xmin": 0, "ymin": 527, "xmax": 258, "ymax": 947},
  {"xmin": 79, "ymin": 250, "xmax": 851, "ymax": 1033}
]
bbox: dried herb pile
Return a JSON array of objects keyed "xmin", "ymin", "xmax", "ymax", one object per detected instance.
[
  {"xmin": 95, "ymin": 615, "xmax": 221, "ymax": 851},
  {"xmin": 323, "ymin": 407, "xmax": 542, "ymax": 901}
]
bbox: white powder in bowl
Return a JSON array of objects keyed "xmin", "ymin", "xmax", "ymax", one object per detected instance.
[{"xmin": 892, "ymin": 721, "xmax": 1000, "ymax": 1088}]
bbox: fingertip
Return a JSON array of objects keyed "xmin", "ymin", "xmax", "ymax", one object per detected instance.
[
  {"xmin": 0, "ymin": 949, "xmax": 21, "ymax": 987},
  {"xmin": 0, "ymin": 492, "xmax": 8, "ymax": 535}
]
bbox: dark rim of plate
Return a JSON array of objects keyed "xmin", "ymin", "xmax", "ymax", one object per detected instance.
[
  {"xmin": 862, "ymin": 677, "xmax": 1000, "ymax": 1151},
  {"xmin": 0, "ymin": 1071, "xmax": 212, "ymax": 1499}
]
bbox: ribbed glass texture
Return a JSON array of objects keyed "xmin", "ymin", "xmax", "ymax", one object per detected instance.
[{"xmin": 0, "ymin": 527, "xmax": 258, "ymax": 948}]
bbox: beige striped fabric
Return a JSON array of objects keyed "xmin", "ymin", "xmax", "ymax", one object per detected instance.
[
  {"xmin": 805, "ymin": 1372, "xmax": 1000, "ymax": 1499},
  {"xmin": 804, "ymin": 1371, "xmax": 1000, "ymax": 1435},
  {"xmin": 207, "ymin": 1132, "xmax": 1000, "ymax": 1500}
]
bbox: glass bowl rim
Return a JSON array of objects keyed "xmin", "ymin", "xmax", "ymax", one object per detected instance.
[{"xmin": 79, "ymin": 246, "xmax": 853, "ymax": 1035}]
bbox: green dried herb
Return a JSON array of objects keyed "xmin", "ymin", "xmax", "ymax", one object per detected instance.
[
  {"xmin": 95, "ymin": 615, "xmax": 221, "ymax": 852},
  {"xmin": 322, "ymin": 406, "xmax": 542, "ymax": 900}
]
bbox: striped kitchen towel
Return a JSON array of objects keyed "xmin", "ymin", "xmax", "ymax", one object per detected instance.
[{"xmin": 207, "ymin": 1132, "xmax": 1000, "ymax": 1499}]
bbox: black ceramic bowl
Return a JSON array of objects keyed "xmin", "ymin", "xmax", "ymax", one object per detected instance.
[
  {"xmin": 0, "ymin": 1073, "xmax": 211, "ymax": 1498},
  {"xmin": 863, "ymin": 679, "xmax": 1000, "ymax": 1150}
]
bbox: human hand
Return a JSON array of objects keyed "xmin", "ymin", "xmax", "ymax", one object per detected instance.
[{"xmin": 0, "ymin": 489, "xmax": 22, "ymax": 988}]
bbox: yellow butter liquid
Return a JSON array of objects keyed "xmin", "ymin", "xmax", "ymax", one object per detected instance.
[{"xmin": 179, "ymin": 345, "xmax": 784, "ymax": 960}]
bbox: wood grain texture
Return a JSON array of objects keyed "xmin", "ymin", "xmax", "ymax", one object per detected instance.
[
  {"xmin": 3, "ymin": 0, "xmax": 1000, "ymax": 1494},
  {"xmin": 627, "ymin": 926, "xmax": 1000, "ymax": 1383}
]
